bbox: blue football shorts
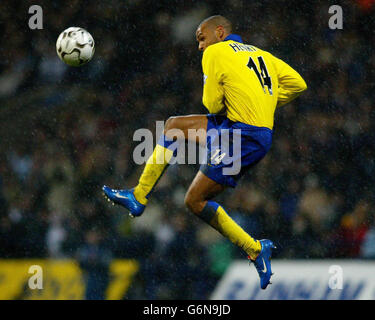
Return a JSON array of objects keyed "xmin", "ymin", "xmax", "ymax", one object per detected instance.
[{"xmin": 199, "ymin": 114, "xmax": 273, "ymax": 188}]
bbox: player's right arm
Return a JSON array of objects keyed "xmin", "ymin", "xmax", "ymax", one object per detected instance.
[{"xmin": 271, "ymin": 55, "xmax": 307, "ymax": 107}]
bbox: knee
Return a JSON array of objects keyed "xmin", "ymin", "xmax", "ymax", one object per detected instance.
[
  {"xmin": 184, "ymin": 191, "xmax": 205, "ymax": 215},
  {"xmin": 164, "ymin": 116, "xmax": 180, "ymax": 132},
  {"xmin": 164, "ymin": 116, "xmax": 186, "ymax": 141}
]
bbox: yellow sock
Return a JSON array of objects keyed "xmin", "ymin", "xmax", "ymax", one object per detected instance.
[
  {"xmin": 133, "ymin": 141, "xmax": 175, "ymax": 205},
  {"xmin": 199, "ymin": 201, "xmax": 261, "ymax": 260}
]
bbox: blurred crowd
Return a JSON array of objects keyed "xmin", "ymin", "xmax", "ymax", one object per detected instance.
[{"xmin": 0, "ymin": 0, "xmax": 374, "ymax": 299}]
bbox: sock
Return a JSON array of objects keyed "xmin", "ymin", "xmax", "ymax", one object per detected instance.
[
  {"xmin": 199, "ymin": 200, "xmax": 261, "ymax": 260},
  {"xmin": 133, "ymin": 134, "xmax": 178, "ymax": 205}
]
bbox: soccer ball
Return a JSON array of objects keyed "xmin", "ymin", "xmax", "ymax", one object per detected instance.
[{"xmin": 56, "ymin": 27, "xmax": 95, "ymax": 67}]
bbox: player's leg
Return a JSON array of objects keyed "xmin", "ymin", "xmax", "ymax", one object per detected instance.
[
  {"xmin": 184, "ymin": 171, "xmax": 262, "ymax": 260},
  {"xmin": 185, "ymin": 170, "xmax": 276, "ymax": 290},
  {"xmin": 103, "ymin": 115, "xmax": 208, "ymax": 216},
  {"xmin": 132, "ymin": 115, "xmax": 207, "ymax": 204},
  {"xmin": 163, "ymin": 114, "xmax": 208, "ymax": 146}
]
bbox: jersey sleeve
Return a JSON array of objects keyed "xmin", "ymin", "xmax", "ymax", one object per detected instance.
[
  {"xmin": 201, "ymin": 46, "xmax": 226, "ymax": 114},
  {"xmin": 271, "ymin": 55, "xmax": 307, "ymax": 107}
]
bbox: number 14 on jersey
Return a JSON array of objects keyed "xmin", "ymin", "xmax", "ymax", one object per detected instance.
[{"xmin": 247, "ymin": 56, "xmax": 273, "ymax": 95}]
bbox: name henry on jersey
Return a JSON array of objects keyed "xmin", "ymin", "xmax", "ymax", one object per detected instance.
[{"xmin": 228, "ymin": 42, "xmax": 257, "ymax": 53}]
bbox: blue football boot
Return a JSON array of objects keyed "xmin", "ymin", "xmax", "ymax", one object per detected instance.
[
  {"xmin": 102, "ymin": 185, "xmax": 145, "ymax": 218},
  {"xmin": 249, "ymin": 239, "xmax": 276, "ymax": 290}
]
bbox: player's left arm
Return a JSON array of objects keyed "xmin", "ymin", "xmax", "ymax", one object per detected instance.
[
  {"xmin": 271, "ymin": 54, "xmax": 307, "ymax": 107},
  {"xmin": 201, "ymin": 46, "xmax": 226, "ymax": 114}
]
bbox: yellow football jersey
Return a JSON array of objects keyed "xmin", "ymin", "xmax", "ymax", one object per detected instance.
[{"xmin": 202, "ymin": 37, "xmax": 307, "ymax": 129}]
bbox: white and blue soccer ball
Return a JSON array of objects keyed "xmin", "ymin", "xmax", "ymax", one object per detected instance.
[{"xmin": 56, "ymin": 27, "xmax": 95, "ymax": 67}]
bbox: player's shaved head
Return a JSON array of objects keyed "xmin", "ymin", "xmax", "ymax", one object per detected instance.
[
  {"xmin": 198, "ymin": 15, "xmax": 232, "ymax": 33},
  {"xmin": 196, "ymin": 15, "xmax": 232, "ymax": 51}
]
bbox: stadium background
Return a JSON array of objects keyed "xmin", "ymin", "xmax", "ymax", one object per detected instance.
[{"xmin": 0, "ymin": 0, "xmax": 374, "ymax": 299}]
